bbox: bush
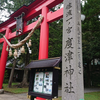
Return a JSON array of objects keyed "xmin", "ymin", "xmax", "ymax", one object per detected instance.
[{"xmin": 3, "ymin": 70, "xmax": 8, "ymax": 83}]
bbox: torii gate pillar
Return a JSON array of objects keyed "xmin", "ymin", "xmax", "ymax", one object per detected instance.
[
  {"xmin": 37, "ymin": 6, "xmax": 49, "ymax": 100},
  {"xmin": 0, "ymin": 28, "xmax": 10, "ymax": 89},
  {"xmin": 39, "ymin": 6, "xmax": 49, "ymax": 59}
]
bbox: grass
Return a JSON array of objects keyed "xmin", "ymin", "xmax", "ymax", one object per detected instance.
[
  {"xmin": 3, "ymin": 83, "xmax": 28, "ymax": 94},
  {"xmin": 58, "ymin": 93, "xmax": 100, "ymax": 100},
  {"xmin": 3, "ymin": 83, "xmax": 100, "ymax": 100},
  {"xmin": 58, "ymin": 92, "xmax": 100, "ymax": 100},
  {"xmin": 84, "ymin": 92, "xmax": 100, "ymax": 100}
]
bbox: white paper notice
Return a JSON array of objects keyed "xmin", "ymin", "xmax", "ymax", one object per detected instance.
[
  {"xmin": 33, "ymin": 72, "xmax": 44, "ymax": 93},
  {"xmin": 43, "ymin": 72, "xmax": 53, "ymax": 94},
  {"xmin": 33, "ymin": 72, "xmax": 53, "ymax": 94}
]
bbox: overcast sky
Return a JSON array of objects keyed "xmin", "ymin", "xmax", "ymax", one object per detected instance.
[{"xmin": 0, "ymin": 0, "xmax": 13, "ymax": 22}]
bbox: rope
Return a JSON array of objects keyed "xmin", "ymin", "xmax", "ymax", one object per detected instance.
[{"xmin": 3, "ymin": 16, "xmax": 44, "ymax": 49}]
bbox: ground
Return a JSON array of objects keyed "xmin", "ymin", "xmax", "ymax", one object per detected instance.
[
  {"xmin": 0, "ymin": 92, "xmax": 29, "ymax": 100},
  {"xmin": 1, "ymin": 88, "xmax": 100, "ymax": 100}
]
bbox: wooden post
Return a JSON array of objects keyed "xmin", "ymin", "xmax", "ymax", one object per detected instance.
[{"xmin": 62, "ymin": 0, "xmax": 84, "ymax": 100}]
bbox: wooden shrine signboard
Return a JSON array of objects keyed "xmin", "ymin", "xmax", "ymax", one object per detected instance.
[{"xmin": 62, "ymin": 0, "xmax": 84, "ymax": 100}]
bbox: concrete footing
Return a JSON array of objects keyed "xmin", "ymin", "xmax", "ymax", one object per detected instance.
[{"xmin": 0, "ymin": 89, "xmax": 4, "ymax": 94}]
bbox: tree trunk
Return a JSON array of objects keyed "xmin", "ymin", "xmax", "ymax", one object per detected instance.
[
  {"xmin": 87, "ymin": 61, "xmax": 92, "ymax": 87},
  {"xmin": 8, "ymin": 59, "xmax": 17, "ymax": 88},
  {"xmin": 21, "ymin": 68, "xmax": 29, "ymax": 87},
  {"xmin": 20, "ymin": 50, "xmax": 29, "ymax": 87}
]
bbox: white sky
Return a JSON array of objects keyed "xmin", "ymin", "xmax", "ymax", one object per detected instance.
[
  {"xmin": 0, "ymin": 0, "xmax": 85, "ymax": 22},
  {"xmin": 0, "ymin": 0, "xmax": 13, "ymax": 22},
  {"xmin": 0, "ymin": 9, "xmax": 10, "ymax": 21}
]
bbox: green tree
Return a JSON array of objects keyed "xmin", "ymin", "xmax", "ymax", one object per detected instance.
[
  {"xmin": 3, "ymin": 70, "xmax": 9, "ymax": 83},
  {"xmin": 49, "ymin": 20, "xmax": 62, "ymax": 58},
  {"xmin": 8, "ymin": 58, "xmax": 17, "ymax": 87},
  {"xmin": 4, "ymin": 0, "xmax": 35, "ymax": 13},
  {"xmin": 82, "ymin": 0, "xmax": 100, "ymax": 87}
]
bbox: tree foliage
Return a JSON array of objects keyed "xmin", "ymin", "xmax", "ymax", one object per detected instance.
[
  {"xmin": 82, "ymin": 0, "xmax": 100, "ymax": 87},
  {"xmin": 82, "ymin": 0, "xmax": 100, "ymax": 63},
  {"xmin": 4, "ymin": 0, "xmax": 35, "ymax": 13},
  {"xmin": 49, "ymin": 20, "xmax": 62, "ymax": 58}
]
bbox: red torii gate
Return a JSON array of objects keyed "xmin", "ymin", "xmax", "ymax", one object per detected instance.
[{"xmin": 0, "ymin": 0, "xmax": 63, "ymax": 90}]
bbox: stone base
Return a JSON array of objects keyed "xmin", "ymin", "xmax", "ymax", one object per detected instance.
[
  {"xmin": 34, "ymin": 98, "xmax": 59, "ymax": 100},
  {"xmin": 0, "ymin": 89, "xmax": 4, "ymax": 94},
  {"xmin": 52, "ymin": 98, "xmax": 59, "ymax": 100}
]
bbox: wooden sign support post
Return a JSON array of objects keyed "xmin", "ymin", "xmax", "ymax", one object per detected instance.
[{"xmin": 62, "ymin": 0, "xmax": 84, "ymax": 100}]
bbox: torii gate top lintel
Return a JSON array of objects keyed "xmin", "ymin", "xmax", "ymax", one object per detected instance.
[{"xmin": 0, "ymin": 0, "xmax": 63, "ymax": 31}]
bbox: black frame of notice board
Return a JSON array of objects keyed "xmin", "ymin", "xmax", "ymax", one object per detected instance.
[{"xmin": 28, "ymin": 67, "xmax": 59, "ymax": 99}]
